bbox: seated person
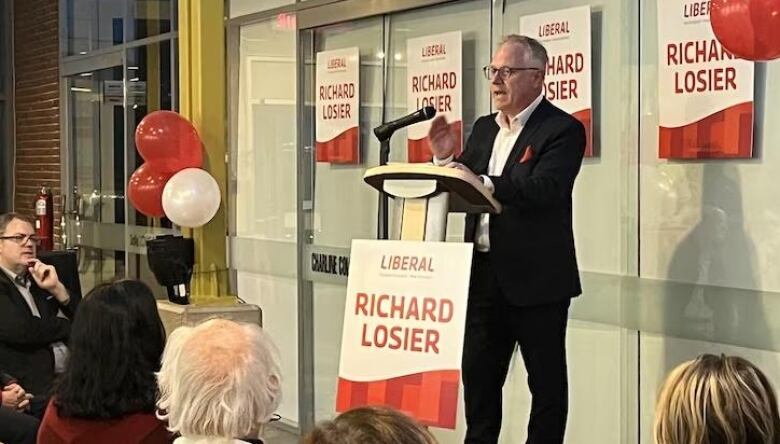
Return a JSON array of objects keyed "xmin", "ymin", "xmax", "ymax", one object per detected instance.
[
  {"xmin": 156, "ymin": 319, "xmax": 282, "ymax": 444},
  {"xmin": 0, "ymin": 212, "xmax": 79, "ymax": 414},
  {"xmin": 303, "ymin": 406, "xmax": 437, "ymax": 444},
  {"xmin": 0, "ymin": 370, "xmax": 39, "ymax": 444},
  {"xmin": 37, "ymin": 280, "xmax": 172, "ymax": 444},
  {"xmin": 654, "ymin": 353, "xmax": 780, "ymax": 444}
]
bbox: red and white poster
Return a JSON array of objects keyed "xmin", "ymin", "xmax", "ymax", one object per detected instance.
[
  {"xmin": 316, "ymin": 47, "xmax": 360, "ymax": 163},
  {"xmin": 406, "ymin": 32, "xmax": 462, "ymax": 163},
  {"xmin": 336, "ymin": 239, "xmax": 472, "ymax": 429},
  {"xmin": 657, "ymin": 0, "xmax": 754, "ymax": 159},
  {"xmin": 520, "ymin": 6, "xmax": 594, "ymax": 156}
]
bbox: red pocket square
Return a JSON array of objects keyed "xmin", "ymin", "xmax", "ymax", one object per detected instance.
[{"xmin": 519, "ymin": 146, "xmax": 534, "ymax": 163}]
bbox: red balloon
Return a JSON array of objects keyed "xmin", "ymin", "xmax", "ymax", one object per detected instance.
[
  {"xmin": 711, "ymin": 0, "xmax": 780, "ymax": 61},
  {"xmin": 127, "ymin": 163, "xmax": 173, "ymax": 218},
  {"xmin": 134, "ymin": 110, "xmax": 204, "ymax": 173}
]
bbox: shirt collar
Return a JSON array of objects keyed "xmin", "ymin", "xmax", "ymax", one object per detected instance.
[
  {"xmin": 495, "ymin": 92, "xmax": 545, "ymax": 130},
  {"xmin": 0, "ymin": 265, "xmax": 29, "ymax": 289}
]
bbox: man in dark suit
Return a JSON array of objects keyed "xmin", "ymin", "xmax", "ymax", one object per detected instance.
[
  {"xmin": 0, "ymin": 213, "xmax": 79, "ymax": 416},
  {"xmin": 429, "ymin": 35, "xmax": 585, "ymax": 444}
]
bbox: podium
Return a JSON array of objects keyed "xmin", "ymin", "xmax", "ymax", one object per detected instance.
[{"xmin": 364, "ymin": 163, "xmax": 501, "ymax": 241}]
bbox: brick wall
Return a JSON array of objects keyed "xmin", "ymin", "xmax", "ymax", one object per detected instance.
[{"xmin": 13, "ymin": 0, "xmax": 61, "ymax": 243}]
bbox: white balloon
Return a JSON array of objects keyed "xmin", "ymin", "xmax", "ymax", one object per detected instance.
[{"xmin": 162, "ymin": 168, "xmax": 221, "ymax": 228}]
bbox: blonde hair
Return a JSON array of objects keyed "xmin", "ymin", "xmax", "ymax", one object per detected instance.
[
  {"xmin": 156, "ymin": 319, "xmax": 282, "ymax": 438},
  {"xmin": 654, "ymin": 354, "xmax": 780, "ymax": 444},
  {"xmin": 303, "ymin": 406, "xmax": 437, "ymax": 444}
]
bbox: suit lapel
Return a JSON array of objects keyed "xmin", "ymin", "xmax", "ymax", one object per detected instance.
[
  {"xmin": 474, "ymin": 117, "xmax": 499, "ymax": 175},
  {"xmin": 31, "ymin": 284, "xmax": 54, "ymax": 317},
  {"xmin": 0, "ymin": 270, "xmax": 35, "ymax": 317},
  {"xmin": 501, "ymin": 99, "xmax": 551, "ymax": 176}
]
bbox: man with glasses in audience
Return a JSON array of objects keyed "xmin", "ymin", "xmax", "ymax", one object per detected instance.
[
  {"xmin": 0, "ymin": 212, "xmax": 78, "ymax": 418},
  {"xmin": 428, "ymin": 35, "xmax": 585, "ymax": 444}
]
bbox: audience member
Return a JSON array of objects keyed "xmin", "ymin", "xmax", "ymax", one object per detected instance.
[
  {"xmin": 654, "ymin": 353, "xmax": 780, "ymax": 444},
  {"xmin": 156, "ymin": 318, "xmax": 282, "ymax": 444},
  {"xmin": 0, "ymin": 369, "xmax": 38, "ymax": 444},
  {"xmin": 303, "ymin": 405, "xmax": 437, "ymax": 444},
  {"xmin": 37, "ymin": 280, "xmax": 171, "ymax": 444},
  {"xmin": 0, "ymin": 212, "xmax": 79, "ymax": 415}
]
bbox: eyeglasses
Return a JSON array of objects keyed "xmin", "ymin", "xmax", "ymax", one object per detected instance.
[
  {"xmin": 482, "ymin": 65, "xmax": 541, "ymax": 81},
  {"xmin": 0, "ymin": 234, "xmax": 41, "ymax": 246}
]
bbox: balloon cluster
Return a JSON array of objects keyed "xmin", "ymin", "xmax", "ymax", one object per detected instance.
[
  {"xmin": 711, "ymin": 0, "xmax": 780, "ymax": 61},
  {"xmin": 128, "ymin": 111, "xmax": 221, "ymax": 228}
]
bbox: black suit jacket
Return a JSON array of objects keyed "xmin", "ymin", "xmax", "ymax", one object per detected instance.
[
  {"xmin": 459, "ymin": 99, "xmax": 586, "ymax": 306},
  {"xmin": 0, "ymin": 270, "xmax": 79, "ymax": 396}
]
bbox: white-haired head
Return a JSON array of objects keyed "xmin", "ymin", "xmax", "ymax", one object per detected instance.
[
  {"xmin": 499, "ymin": 34, "xmax": 548, "ymax": 70},
  {"xmin": 156, "ymin": 318, "xmax": 282, "ymax": 439}
]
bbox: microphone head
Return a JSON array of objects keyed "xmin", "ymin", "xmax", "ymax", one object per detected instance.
[{"xmin": 422, "ymin": 106, "xmax": 436, "ymax": 119}]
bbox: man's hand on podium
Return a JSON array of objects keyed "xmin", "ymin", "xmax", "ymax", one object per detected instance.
[
  {"xmin": 445, "ymin": 161, "xmax": 479, "ymax": 182},
  {"xmin": 428, "ymin": 115, "xmax": 456, "ymax": 160}
]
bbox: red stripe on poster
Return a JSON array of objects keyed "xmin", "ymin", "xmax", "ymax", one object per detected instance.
[
  {"xmin": 659, "ymin": 102, "xmax": 753, "ymax": 159},
  {"xmin": 336, "ymin": 369, "xmax": 461, "ymax": 429},
  {"xmin": 571, "ymin": 108, "xmax": 593, "ymax": 157},
  {"xmin": 316, "ymin": 126, "xmax": 360, "ymax": 164},
  {"xmin": 407, "ymin": 121, "xmax": 463, "ymax": 163}
]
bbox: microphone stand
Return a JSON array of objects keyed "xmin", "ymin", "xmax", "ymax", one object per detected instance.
[
  {"xmin": 372, "ymin": 107, "xmax": 436, "ymax": 240},
  {"xmin": 377, "ymin": 137, "xmax": 391, "ymax": 240}
]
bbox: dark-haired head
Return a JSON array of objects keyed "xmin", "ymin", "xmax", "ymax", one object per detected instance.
[{"xmin": 55, "ymin": 279, "xmax": 166, "ymax": 419}]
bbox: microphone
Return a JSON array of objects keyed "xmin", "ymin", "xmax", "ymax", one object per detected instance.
[{"xmin": 373, "ymin": 106, "xmax": 436, "ymax": 141}]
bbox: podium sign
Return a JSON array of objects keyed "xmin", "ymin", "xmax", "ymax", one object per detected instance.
[{"xmin": 336, "ymin": 239, "xmax": 472, "ymax": 429}]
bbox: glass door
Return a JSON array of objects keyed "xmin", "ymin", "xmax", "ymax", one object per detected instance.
[
  {"xmin": 300, "ymin": 17, "xmax": 386, "ymax": 423},
  {"xmin": 63, "ymin": 41, "xmax": 179, "ymax": 295},
  {"xmin": 299, "ymin": 5, "xmax": 492, "ymax": 438},
  {"xmin": 64, "ymin": 65, "xmax": 127, "ymax": 291}
]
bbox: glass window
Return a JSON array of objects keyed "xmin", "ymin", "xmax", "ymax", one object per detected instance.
[
  {"xmin": 129, "ymin": 0, "xmax": 174, "ymax": 41},
  {"xmin": 66, "ymin": 0, "xmax": 126, "ymax": 56},
  {"xmin": 231, "ymin": 15, "xmax": 299, "ymax": 423},
  {"xmin": 638, "ymin": 4, "xmax": 780, "ymax": 442},
  {"xmin": 66, "ymin": 0, "xmax": 175, "ymax": 56},
  {"xmin": 639, "ymin": 0, "xmax": 777, "ymax": 292},
  {"xmin": 503, "ymin": 0, "xmax": 639, "ymax": 277},
  {"xmin": 229, "ymin": 0, "xmax": 295, "ymax": 19}
]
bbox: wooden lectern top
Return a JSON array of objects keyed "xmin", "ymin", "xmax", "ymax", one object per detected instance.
[{"xmin": 364, "ymin": 163, "xmax": 502, "ymax": 214}]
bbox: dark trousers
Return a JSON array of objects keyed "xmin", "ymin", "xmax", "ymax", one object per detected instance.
[
  {"xmin": 0, "ymin": 407, "xmax": 40, "ymax": 444},
  {"xmin": 463, "ymin": 253, "xmax": 570, "ymax": 444}
]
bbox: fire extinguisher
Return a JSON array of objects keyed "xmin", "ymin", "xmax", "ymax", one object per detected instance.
[{"xmin": 34, "ymin": 185, "xmax": 54, "ymax": 251}]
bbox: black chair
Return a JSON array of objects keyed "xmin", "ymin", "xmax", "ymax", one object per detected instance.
[{"xmin": 37, "ymin": 249, "xmax": 83, "ymax": 305}]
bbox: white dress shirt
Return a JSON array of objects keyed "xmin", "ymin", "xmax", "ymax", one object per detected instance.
[
  {"xmin": 435, "ymin": 93, "xmax": 544, "ymax": 251},
  {"xmin": 1, "ymin": 265, "xmax": 69, "ymax": 373}
]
